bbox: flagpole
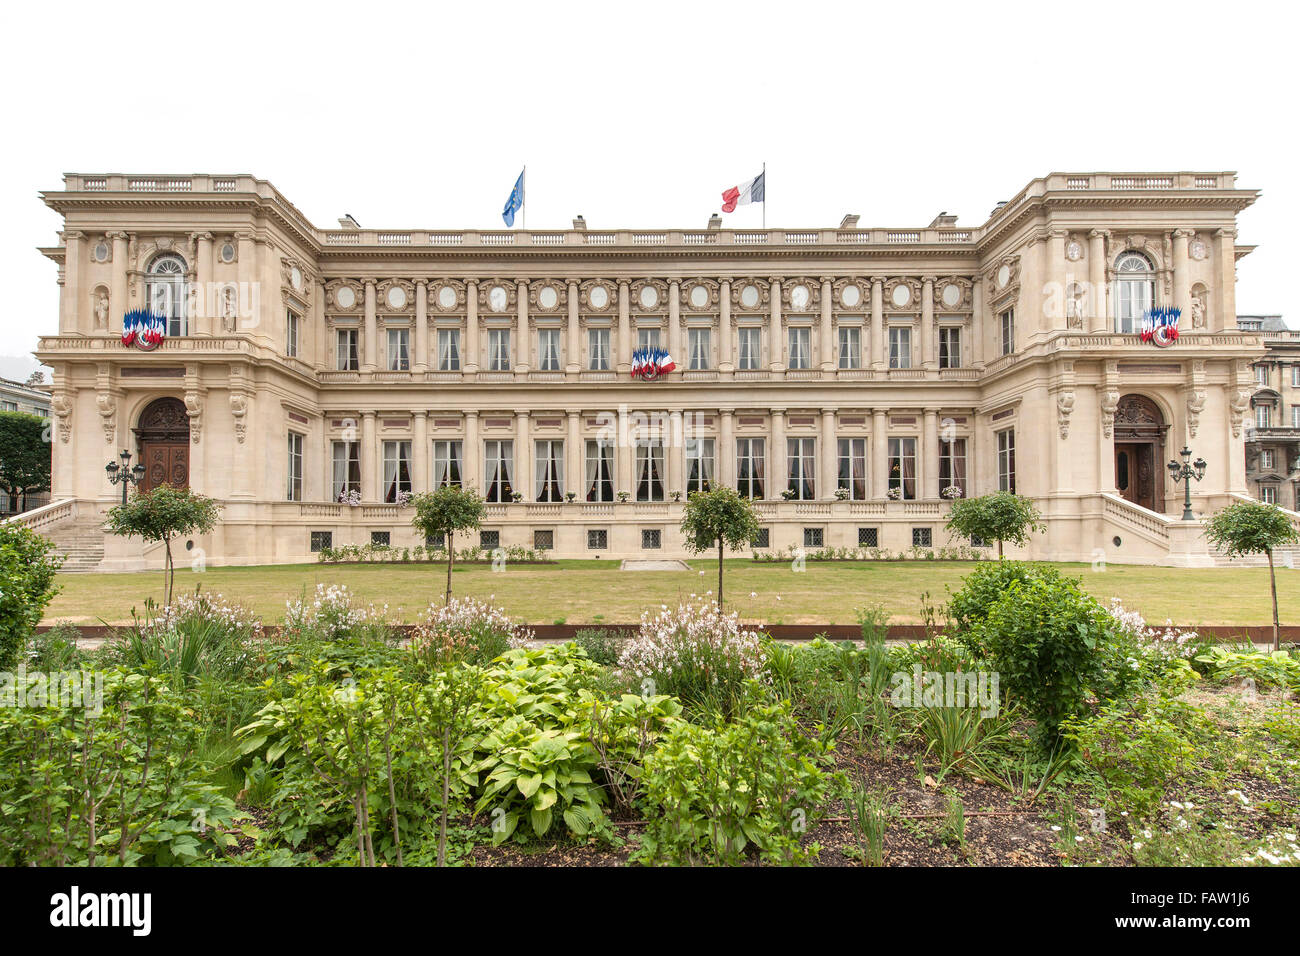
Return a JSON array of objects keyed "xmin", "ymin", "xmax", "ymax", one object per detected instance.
[
  {"xmin": 522, "ymin": 165, "xmax": 526, "ymax": 231},
  {"xmin": 762, "ymin": 162, "xmax": 766, "ymax": 229}
]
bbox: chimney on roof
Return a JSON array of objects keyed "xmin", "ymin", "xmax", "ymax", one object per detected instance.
[
  {"xmin": 928, "ymin": 212, "xmax": 958, "ymax": 228},
  {"xmin": 839, "ymin": 214, "xmax": 860, "ymax": 229},
  {"xmin": 708, "ymin": 213, "xmax": 723, "ymax": 231},
  {"xmin": 572, "ymin": 215, "xmax": 586, "ymax": 231},
  {"xmin": 338, "ymin": 214, "xmax": 361, "ymax": 230}
]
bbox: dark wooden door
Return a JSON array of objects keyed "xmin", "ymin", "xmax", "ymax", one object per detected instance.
[
  {"xmin": 1115, "ymin": 442, "xmax": 1155, "ymax": 511},
  {"xmin": 140, "ymin": 441, "xmax": 189, "ymax": 492}
]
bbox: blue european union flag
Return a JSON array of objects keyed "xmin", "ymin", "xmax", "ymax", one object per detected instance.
[{"xmin": 502, "ymin": 168, "xmax": 525, "ymax": 227}]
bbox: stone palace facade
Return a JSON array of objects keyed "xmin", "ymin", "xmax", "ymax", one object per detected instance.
[{"xmin": 23, "ymin": 171, "xmax": 1279, "ymax": 570}]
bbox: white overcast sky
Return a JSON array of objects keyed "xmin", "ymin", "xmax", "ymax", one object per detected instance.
[{"xmin": 1, "ymin": 0, "xmax": 1295, "ymax": 377}]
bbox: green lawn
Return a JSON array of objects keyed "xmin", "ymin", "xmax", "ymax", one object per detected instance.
[{"xmin": 40, "ymin": 558, "xmax": 1299, "ymax": 627}]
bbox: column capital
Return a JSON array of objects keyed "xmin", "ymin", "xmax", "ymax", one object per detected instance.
[
  {"xmin": 718, "ymin": 406, "xmax": 735, "ymax": 416},
  {"xmin": 414, "ymin": 278, "xmax": 427, "ymax": 289},
  {"xmin": 1088, "ymin": 228, "xmax": 1110, "ymax": 240},
  {"xmin": 1172, "ymin": 228, "xmax": 1194, "ymax": 241},
  {"xmin": 414, "ymin": 408, "xmax": 428, "ymax": 419}
]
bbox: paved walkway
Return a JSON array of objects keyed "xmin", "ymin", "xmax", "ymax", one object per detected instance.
[{"xmin": 618, "ymin": 559, "xmax": 692, "ymax": 571}]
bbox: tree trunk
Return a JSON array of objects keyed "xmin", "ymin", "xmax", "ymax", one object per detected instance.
[
  {"xmin": 717, "ymin": 539, "xmax": 724, "ymax": 609},
  {"xmin": 1268, "ymin": 548, "xmax": 1280, "ymax": 652},
  {"xmin": 445, "ymin": 531, "xmax": 454, "ymax": 603},
  {"xmin": 997, "ymin": 538, "xmax": 1004, "ymax": 560},
  {"xmin": 163, "ymin": 538, "xmax": 174, "ymax": 606}
]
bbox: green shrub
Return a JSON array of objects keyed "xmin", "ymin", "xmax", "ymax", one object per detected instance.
[
  {"xmin": 946, "ymin": 561, "xmax": 1061, "ymax": 650},
  {"xmin": 26, "ymin": 623, "xmax": 83, "ymax": 670},
  {"xmin": 1193, "ymin": 645, "xmax": 1300, "ymax": 693},
  {"xmin": 0, "ymin": 522, "xmax": 63, "ymax": 670},
  {"xmin": 572, "ymin": 627, "xmax": 626, "ymax": 666}
]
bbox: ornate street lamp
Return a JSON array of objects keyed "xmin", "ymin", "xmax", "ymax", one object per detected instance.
[
  {"xmin": 1167, "ymin": 446, "xmax": 1207, "ymax": 521},
  {"xmin": 106, "ymin": 449, "xmax": 146, "ymax": 506}
]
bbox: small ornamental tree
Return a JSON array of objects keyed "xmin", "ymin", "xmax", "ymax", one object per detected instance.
[
  {"xmin": 679, "ymin": 487, "xmax": 761, "ymax": 609},
  {"xmin": 945, "ymin": 491, "xmax": 1045, "ymax": 559},
  {"xmin": 0, "ymin": 411, "xmax": 51, "ymax": 514},
  {"xmin": 104, "ymin": 484, "xmax": 221, "ymax": 606},
  {"xmin": 410, "ymin": 486, "xmax": 486, "ymax": 602},
  {"xmin": 1204, "ymin": 500, "xmax": 1300, "ymax": 651}
]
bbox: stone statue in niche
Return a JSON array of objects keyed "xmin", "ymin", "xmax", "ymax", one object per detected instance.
[
  {"xmin": 222, "ymin": 287, "xmax": 237, "ymax": 332},
  {"xmin": 1190, "ymin": 291, "xmax": 1206, "ymax": 330},
  {"xmin": 94, "ymin": 291, "xmax": 109, "ymax": 330}
]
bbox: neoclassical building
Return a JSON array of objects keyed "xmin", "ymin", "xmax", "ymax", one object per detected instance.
[
  {"xmin": 1240, "ymin": 315, "xmax": 1300, "ymax": 508},
  {"xmin": 23, "ymin": 171, "xmax": 1279, "ymax": 570}
]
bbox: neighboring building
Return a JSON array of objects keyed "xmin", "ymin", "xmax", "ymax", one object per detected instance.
[
  {"xmin": 24, "ymin": 171, "xmax": 1278, "ymax": 570},
  {"xmin": 0, "ymin": 376, "xmax": 52, "ymax": 515},
  {"xmin": 1240, "ymin": 315, "xmax": 1300, "ymax": 508}
]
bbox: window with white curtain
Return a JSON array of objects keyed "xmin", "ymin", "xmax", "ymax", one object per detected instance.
[
  {"xmin": 688, "ymin": 328, "xmax": 711, "ymax": 370},
  {"xmin": 889, "ymin": 326, "xmax": 912, "ymax": 369},
  {"xmin": 1114, "ymin": 253, "xmax": 1154, "ymax": 334},
  {"xmin": 146, "ymin": 254, "xmax": 188, "ymax": 336},
  {"xmin": 736, "ymin": 437, "xmax": 765, "ymax": 498},
  {"xmin": 737, "ymin": 327, "xmax": 761, "ymax": 370},
  {"xmin": 538, "ymin": 329, "xmax": 561, "ymax": 371},
  {"xmin": 588, "ymin": 328, "xmax": 610, "ymax": 370},
  {"xmin": 1257, "ymin": 405, "xmax": 1272, "ymax": 429},
  {"xmin": 331, "ymin": 441, "xmax": 360, "ymax": 499},
  {"xmin": 685, "ymin": 438, "xmax": 715, "ymax": 493},
  {"xmin": 997, "ymin": 429, "xmax": 1016, "ymax": 493},
  {"xmin": 637, "ymin": 327, "xmax": 661, "ymax": 350},
  {"xmin": 483, "ymin": 440, "xmax": 514, "ymax": 501},
  {"xmin": 635, "ymin": 440, "xmax": 665, "ymax": 501},
  {"xmin": 488, "ymin": 329, "xmax": 511, "ymax": 371},
  {"xmin": 286, "ymin": 310, "xmax": 299, "ymax": 358},
  {"xmin": 889, "ymin": 437, "xmax": 917, "ymax": 500},
  {"xmin": 788, "ymin": 327, "xmax": 811, "ymax": 369},
  {"xmin": 286, "ymin": 433, "xmax": 303, "ymax": 501},
  {"xmin": 1000, "ymin": 309, "xmax": 1015, "ymax": 356},
  {"xmin": 837, "ymin": 438, "xmax": 867, "ymax": 500},
  {"xmin": 787, "ymin": 437, "xmax": 815, "ymax": 499},
  {"xmin": 838, "ymin": 326, "xmax": 861, "ymax": 369},
  {"xmin": 535, "ymin": 439, "xmax": 564, "ymax": 501},
  {"xmin": 437, "ymin": 329, "xmax": 460, "ymax": 371},
  {"xmin": 939, "ymin": 438, "xmax": 967, "ymax": 498},
  {"xmin": 584, "ymin": 439, "xmax": 614, "ymax": 501},
  {"xmin": 383, "ymin": 441, "xmax": 412, "ymax": 501},
  {"xmin": 938, "ymin": 327, "xmax": 962, "ymax": 369},
  {"xmin": 387, "ymin": 328, "xmax": 410, "ymax": 371},
  {"xmin": 336, "ymin": 328, "xmax": 359, "ymax": 371},
  {"xmin": 432, "ymin": 440, "xmax": 461, "ymax": 489}
]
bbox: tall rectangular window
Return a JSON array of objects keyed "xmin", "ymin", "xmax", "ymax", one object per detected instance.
[
  {"xmin": 432, "ymin": 440, "xmax": 462, "ymax": 489},
  {"xmin": 737, "ymin": 327, "xmax": 761, "ymax": 370},
  {"xmin": 939, "ymin": 438, "xmax": 967, "ymax": 498},
  {"xmin": 997, "ymin": 429, "xmax": 1016, "ymax": 493},
  {"xmin": 788, "ymin": 327, "xmax": 811, "ymax": 370},
  {"xmin": 685, "ymin": 437, "xmax": 715, "ymax": 493},
  {"xmin": 331, "ymin": 441, "xmax": 360, "ymax": 499},
  {"xmin": 787, "ymin": 437, "xmax": 816, "ymax": 499},
  {"xmin": 483, "ymin": 440, "xmax": 514, "ymax": 501},
  {"xmin": 588, "ymin": 328, "xmax": 610, "ymax": 370},
  {"xmin": 1292, "ymin": 405, "xmax": 1300, "ymax": 429},
  {"xmin": 437, "ymin": 329, "xmax": 461, "ymax": 370},
  {"xmin": 336, "ymin": 328, "xmax": 358, "ymax": 371},
  {"xmin": 1256, "ymin": 405, "xmax": 1272, "ymax": 429},
  {"xmin": 286, "ymin": 310, "xmax": 300, "ymax": 358},
  {"xmin": 1292, "ymin": 366, "xmax": 1300, "ymax": 388},
  {"xmin": 888, "ymin": 437, "xmax": 917, "ymax": 500},
  {"xmin": 637, "ymin": 327, "xmax": 661, "ymax": 351},
  {"xmin": 538, "ymin": 329, "xmax": 562, "ymax": 371},
  {"xmin": 488, "ymin": 329, "xmax": 511, "ymax": 371},
  {"xmin": 688, "ymin": 328, "xmax": 711, "ymax": 370},
  {"xmin": 889, "ymin": 327, "xmax": 912, "ymax": 369},
  {"xmin": 584, "ymin": 439, "xmax": 614, "ymax": 501},
  {"xmin": 838, "ymin": 326, "xmax": 861, "ymax": 369},
  {"xmin": 1261, "ymin": 486, "xmax": 1278, "ymax": 505},
  {"xmin": 1255, "ymin": 365, "xmax": 1268, "ymax": 386},
  {"xmin": 1261, "ymin": 449, "xmax": 1275, "ymax": 470},
  {"xmin": 387, "ymin": 328, "xmax": 410, "ymax": 371},
  {"xmin": 1000, "ymin": 309, "xmax": 1015, "ymax": 356},
  {"xmin": 635, "ymin": 440, "xmax": 665, "ymax": 501},
  {"xmin": 736, "ymin": 437, "xmax": 765, "ymax": 498},
  {"xmin": 286, "ymin": 432, "xmax": 303, "ymax": 501},
  {"xmin": 837, "ymin": 437, "xmax": 867, "ymax": 500},
  {"xmin": 535, "ymin": 439, "xmax": 564, "ymax": 501},
  {"xmin": 938, "ymin": 327, "xmax": 962, "ymax": 369},
  {"xmin": 383, "ymin": 441, "xmax": 412, "ymax": 501}
]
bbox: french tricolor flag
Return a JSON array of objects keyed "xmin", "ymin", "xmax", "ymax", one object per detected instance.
[{"xmin": 721, "ymin": 171, "xmax": 765, "ymax": 213}]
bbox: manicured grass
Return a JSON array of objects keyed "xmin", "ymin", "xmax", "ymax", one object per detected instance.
[{"xmin": 41, "ymin": 558, "xmax": 1299, "ymax": 627}]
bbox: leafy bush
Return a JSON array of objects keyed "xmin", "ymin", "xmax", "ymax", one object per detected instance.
[
  {"xmin": 572, "ymin": 627, "xmax": 626, "ymax": 666},
  {"xmin": 0, "ymin": 521, "xmax": 63, "ymax": 670},
  {"xmin": 632, "ymin": 687, "xmax": 839, "ymax": 866},
  {"xmin": 1192, "ymin": 645, "xmax": 1300, "ymax": 693},
  {"xmin": 410, "ymin": 595, "xmax": 532, "ymax": 667},
  {"xmin": 26, "ymin": 623, "xmax": 83, "ymax": 670},
  {"xmin": 946, "ymin": 560, "xmax": 1058, "ymax": 649}
]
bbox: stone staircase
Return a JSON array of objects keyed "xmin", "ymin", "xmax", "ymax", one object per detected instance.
[
  {"xmin": 42, "ymin": 514, "xmax": 108, "ymax": 572},
  {"xmin": 1211, "ymin": 545, "xmax": 1300, "ymax": 569}
]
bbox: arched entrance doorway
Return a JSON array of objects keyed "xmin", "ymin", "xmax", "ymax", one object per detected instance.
[
  {"xmin": 1113, "ymin": 394, "xmax": 1167, "ymax": 512},
  {"xmin": 134, "ymin": 397, "xmax": 190, "ymax": 492}
]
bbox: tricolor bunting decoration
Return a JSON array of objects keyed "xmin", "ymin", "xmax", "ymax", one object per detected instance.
[
  {"xmin": 630, "ymin": 347, "xmax": 676, "ymax": 380},
  {"xmin": 721, "ymin": 170, "xmax": 765, "ymax": 213},
  {"xmin": 121, "ymin": 309, "xmax": 167, "ymax": 350},
  {"xmin": 1141, "ymin": 306, "xmax": 1181, "ymax": 348}
]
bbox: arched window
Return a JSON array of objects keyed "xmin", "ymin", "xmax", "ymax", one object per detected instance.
[
  {"xmin": 1113, "ymin": 252, "xmax": 1154, "ymax": 334},
  {"xmin": 145, "ymin": 254, "xmax": 188, "ymax": 336}
]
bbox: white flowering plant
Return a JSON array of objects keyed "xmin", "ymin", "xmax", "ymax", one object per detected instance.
[
  {"xmin": 411, "ymin": 595, "xmax": 534, "ymax": 666},
  {"xmin": 282, "ymin": 583, "xmax": 393, "ymax": 643},
  {"xmin": 1105, "ymin": 598, "xmax": 1202, "ymax": 665}
]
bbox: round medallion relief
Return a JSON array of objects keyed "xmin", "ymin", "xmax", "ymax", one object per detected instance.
[
  {"xmin": 891, "ymin": 284, "xmax": 911, "ymax": 308},
  {"xmin": 93, "ymin": 241, "xmax": 110, "ymax": 263},
  {"xmin": 335, "ymin": 286, "xmax": 356, "ymax": 309},
  {"xmin": 1189, "ymin": 239, "xmax": 1208, "ymax": 261},
  {"xmin": 1066, "ymin": 240, "xmax": 1083, "ymax": 261},
  {"xmin": 740, "ymin": 284, "xmax": 760, "ymax": 309},
  {"xmin": 386, "ymin": 285, "xmax": 406, "ymax": 309},
  {"xmin": 588, "ymin": 285, "xmax": 609, "ymax": 310},
  {"xmin": 639, "ymin": 285, "xmax": 659, "ymax": 309},
  {"xmin": 220, "ymin": 242, "xmax": 236, "ymax": 263},
  {"xmin": 538, "ymin": 286, "xmax": 558, "ymax": 310},
  {"xmin": 488, "ymin": 285, "xmax": 508, "ymax": 312},
  {"xmin": 996, "ymin": 264, "xmax": 1011, "ymax": 288},
  {"xmin": 438, "ymin": 285, "xmax": 457, "ymax": 309},
  {"xmin": 790, "ymin": 284, "xmax": 810, "ymax": 311},
  {"xmin": 840, "ymin": 284, "xmax": 862, "ymax": 308},
  {"xmin": 291, "ymin": 267, "xmax": 304, "ymax": 292},
  {"xmin": 941, "ymin": 283, "xmax": 962, "ymax": 308},
  {"xmin": 689, "ymin": 285, "xmax": 709, "ymax": 309}
]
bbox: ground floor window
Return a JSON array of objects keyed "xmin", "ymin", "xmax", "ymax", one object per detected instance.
[
  {"xmin": 837, "ymin": 437, "xmax": 867, "ymax": 499},
  {"xmin": 535, "ymin": 439, "xmax": 564, "ymax": 501},
  {"xmin": 888, "ymin": 437, "xmax": 917, "ymax": 500},
  {"xmin": 997, "ymin": 429, "xmax": 1016, "ymax": 493},
  {"xmin": 587, "ymin": 528, "xmax": 608, "ymax": 550},
  {"xmin": 685, "ymin": 438, "xmax": 714, "ymax": 494},
  {"xmin": 371, "ymin": 531, "xmax": 391, "ymax": 546},
  {"xmin": 737, "ymin": 438, "xmax": 765, "ymax": 498},
  {"xmin": 636, "ymin": 441, "xmax": 665, "ymax": 501},
  {"xmin": 433, "ymin": 440, "xmax": 462, "ymax": 489},
  {"xmin": 939, "ymin": 438, "xmax": 967, "ymax": 498},
  {"xmin": 484, "ymin": 440, "xmax": 514, "ymax": 502},
  {"xmin": 332, "ymin": 441, "xmax": 360, "ymax": 499},
  {"xmin": 753, "ymin": 527, "xmax": 770, "ymax": 548},
  {"xmin": 480, "ymin": 530, "xmax": 500, "ymax": 550},
  {"xmin": 585, "ymin": 439, "xmax": 614, "ymax": 502},
  {"xmin": 912, "ymin": 527, "xmax": 932, "ymax": 548},
  {"xmin": 534, "ymin": 529, "xmax": 554, "ymax": 550},
  {"xmin": 383, "ymin": 441, "xmax": 412, "ymax": 502},
  {"xmin": 642, "ymin": 529, "xmax": 662, "ymax": 549},
  {"xmin": 309, "ymin": 530, "xmax": 332, "ymax": 552},
  {"xmin": 803, "ymin": 527, "xmax": 823, "ymax": 548},
  {"xmin": 858, "ymin": 527, "xmax": 878, "ymax": 548},
  {"xmin": 787, "ymin": 437, "xmax": 815, "ymax": 499},
  {"xmin": 286, "ymin": 432, "xmax": 303, "ymax": 501}
]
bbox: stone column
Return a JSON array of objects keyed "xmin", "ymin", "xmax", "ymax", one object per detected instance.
[
  {"xmin": 62, "ymin": 231, "xmax": 83, "ymax": 333},
  {"xmin": 769, "ymin": 279, "xmax": 784, "ymax": 373},
  {"xmin": 617, "ymin": 281, "xmax": 632, "ymax": 372},
  {"xmin": 1088, "ymin": 229, "xmax": 1108, "ymax": 332},
  {"xmin": 1048, "ymin": 230, "xmax": 1066, "ymax": 329},
  {"xmin": 413, "ymin": 410, "xmax": 429, "ymax": 491},
  {"xmin": 872, "ymin": 409, "xmax": 888, "ymax": 498},
  {"xmin": 515, "ymin": 280, "xmax": 529, "ymax": 372},
  {"xmin": 820, "ymin": 408, "xmax": 836, "ymax": 499},
  {"xmin": 463, "ymin": 410, "xmax": 479, "ymax": 493},
  {"xmin": 361, "ymin": 411, "xmax": 378, "ymax": 502},
  {"xmin": 566, "ymin": 410, "xmax": 582, "ymax": 498},
  {"xmin": 870, "ymin": 278, "xmax": 885, "ymax": 370},
  {"xmin": 718, "ymin": 279, "xmax": 733, "ymax": 371},
  {"xmin": 194, "ymin": 233, "xmax": 213, "ymax": 335},
  {"xmin": 1214, "ymin": 229, "xmax": 1236, "ymax": 331},
  {"xmin": 1171, "ymin": 230, "xmax": 1191, "ymax": 327},
  {"xmin": 236, "ymin": 232, "xmax": 256, "ymax": 330},
  {"xmin": 770, "ymin": 408, "xmax": 786, "ymax": 500},
  {"xmin": 110, "ymin": 232, "xmax": 128, "ymax": 335},
  {"xmin": 414, "ymin": 280, "xmax": 429, "ymax": 373},
  {"xmin": 971, "ymin": 275, "xmax": 986, "ymax": 368},
  {"xmin": 515, "ymin": 410, "xmax": 531, "ymax": 500},
  {"xmin": 566, "ymin": 281, "xmax": 581, "ymax": 372},
  {"xmin": 668, "ymin": 280, "xmax": 682, "ymax": 371},
  {"xmin": 921, "ymin": 277, "xmax": 935, "ymax": 369},
  {"xmin": 363, "ymin": 280, "xmax": 378, "ymax": 372},
  {"xmin": 314, "ymin": 280, "xmax": 328, "ymax": 368},
  {"xmin": 819, "ymin": 277, "xmax": 835, "ymax": 372},
  {"xmin": 464, "ymin": 280, "xmax": 480, "ymax": 373},
  {"xmin": 719, "ymin": 407, "xmax": 735, "ymax": 488},
  {"xmin": 923, "ymin": 407, "xmax": 940, "ymax": 499}
]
